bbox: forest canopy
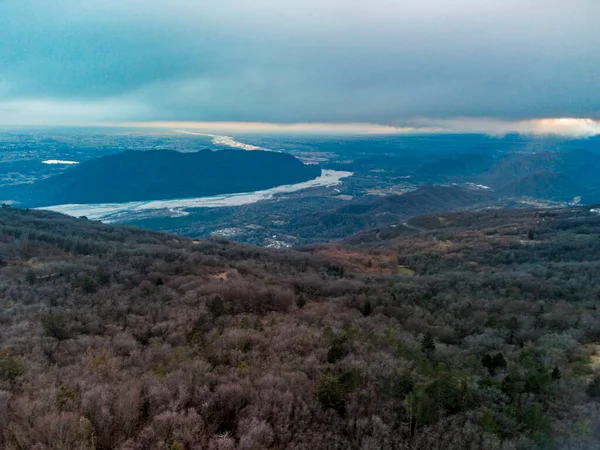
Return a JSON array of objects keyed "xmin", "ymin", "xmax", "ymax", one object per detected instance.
[{"xmin": 0, "ymin": 205, "xmax": 600, "ymax": 449}]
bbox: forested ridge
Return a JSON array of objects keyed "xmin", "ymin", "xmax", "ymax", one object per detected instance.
[{"xmin": 1, "ymin": 205, "xmax": 600, "ymax": 449}]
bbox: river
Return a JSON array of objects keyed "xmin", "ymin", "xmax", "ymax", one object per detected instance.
[{"xmin": 40, "ymin": 169, "xmax": 353, "ymax": 223}]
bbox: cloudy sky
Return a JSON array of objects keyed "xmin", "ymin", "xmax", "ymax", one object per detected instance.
[{"xmin": 1, "ymin": 0, "xmax": 599, "ymax": 133}]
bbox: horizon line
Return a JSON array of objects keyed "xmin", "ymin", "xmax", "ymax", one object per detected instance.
[{"xmin": 0, "ymin": 118, "xmax": 599, "ymax": 137}]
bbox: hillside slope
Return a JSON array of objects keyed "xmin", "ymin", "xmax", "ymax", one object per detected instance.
[
  {"xmin": 496, "ymin": 171, "xmax": 586, "ymax": 200},
  {"xmin": 1, "ymin": 205, "xmax": 600, "ymax": 448}
]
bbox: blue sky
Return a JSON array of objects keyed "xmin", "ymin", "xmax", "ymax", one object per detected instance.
[{"xmin": 1, "ymin": 0, "xmax": 599, "ymax": 132}]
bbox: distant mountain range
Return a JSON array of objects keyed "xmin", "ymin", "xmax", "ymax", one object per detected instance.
[{"xmin": 2, "ymin": 150, "xmax": 321, "ymax": 207}]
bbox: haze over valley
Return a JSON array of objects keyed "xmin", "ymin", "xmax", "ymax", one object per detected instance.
[{"xmin": 3, "ymin": 130, "xmax": 599, "ymax": 247}]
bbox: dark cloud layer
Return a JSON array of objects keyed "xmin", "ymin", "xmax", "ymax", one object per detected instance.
[{"xmin": 1, "ymin": 0, "xmax": 599, "ymax": 125}]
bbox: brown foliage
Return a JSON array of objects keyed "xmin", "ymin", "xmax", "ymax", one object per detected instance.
[{"xmin": 0, "ymin": 206, "xmax": 600, "ymax": 448}]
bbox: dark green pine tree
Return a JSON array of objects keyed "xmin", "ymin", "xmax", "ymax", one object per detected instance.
[
  {"xmin": 481, "ymin": 354, "xmax": 494, "ymax": 375},
  {"xmin": 296, "ymin": 294, "xmax": 307, "ymax": 309},
  {"xmin": 362, "ymin": 301, "xmax": 372, "ymax": 317},
  {"xmin": 492, "ymin": 353, "xmax": 507, "ymax": 371},
  {"xmin": 483, "ymin": 353, "xmax": 507, "ymax": 376},
  {"xmin": 551, "ymin": 366, "xmax": 561, "ymax": 381},
  {"xmin": 421, "ymin": 332, "xmax": 436, "ymax": 358}
]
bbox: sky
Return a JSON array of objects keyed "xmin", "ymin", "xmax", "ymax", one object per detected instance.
[{"xmin": 1, "ymin": 0, "xmax": 599, "ymax": 135}]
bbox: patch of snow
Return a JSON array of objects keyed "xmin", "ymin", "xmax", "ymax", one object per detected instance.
[
  {"xmin": 465, "ymin": 182, "xmax": 491, "ymax": 190},
  {"xmin": 42, "ymin": 160, "xmax": 79, "ymax": 165}
]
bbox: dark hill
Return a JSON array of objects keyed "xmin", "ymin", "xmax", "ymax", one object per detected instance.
[
  {"xmin": 279, "ymin": 185, "xmax": 495, "ymax": 241},
  {"xmin": 582, "ymin": 188, "xmax": 600, "ymax": 204},
  {"xmin": 337, "ymin": 185, "xmax": 494, "ymax": 216},
  {"xmin": 401, "ymin": 149, "xmax": 600, "ymax": 202},
  {"xmin": 485, "ymin": 149, "xmax": 600, "ymax": 191},
  {"xmin": 412, "ymin": 153, "xmax": 496, "ymax": 182},
  {"xmin": 3, "ymin": 149, "xmax": 321, "ymax": 206},
  {"xmin": 497, "ymin": 172, "xmax": 586, "ymax": 201}
]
